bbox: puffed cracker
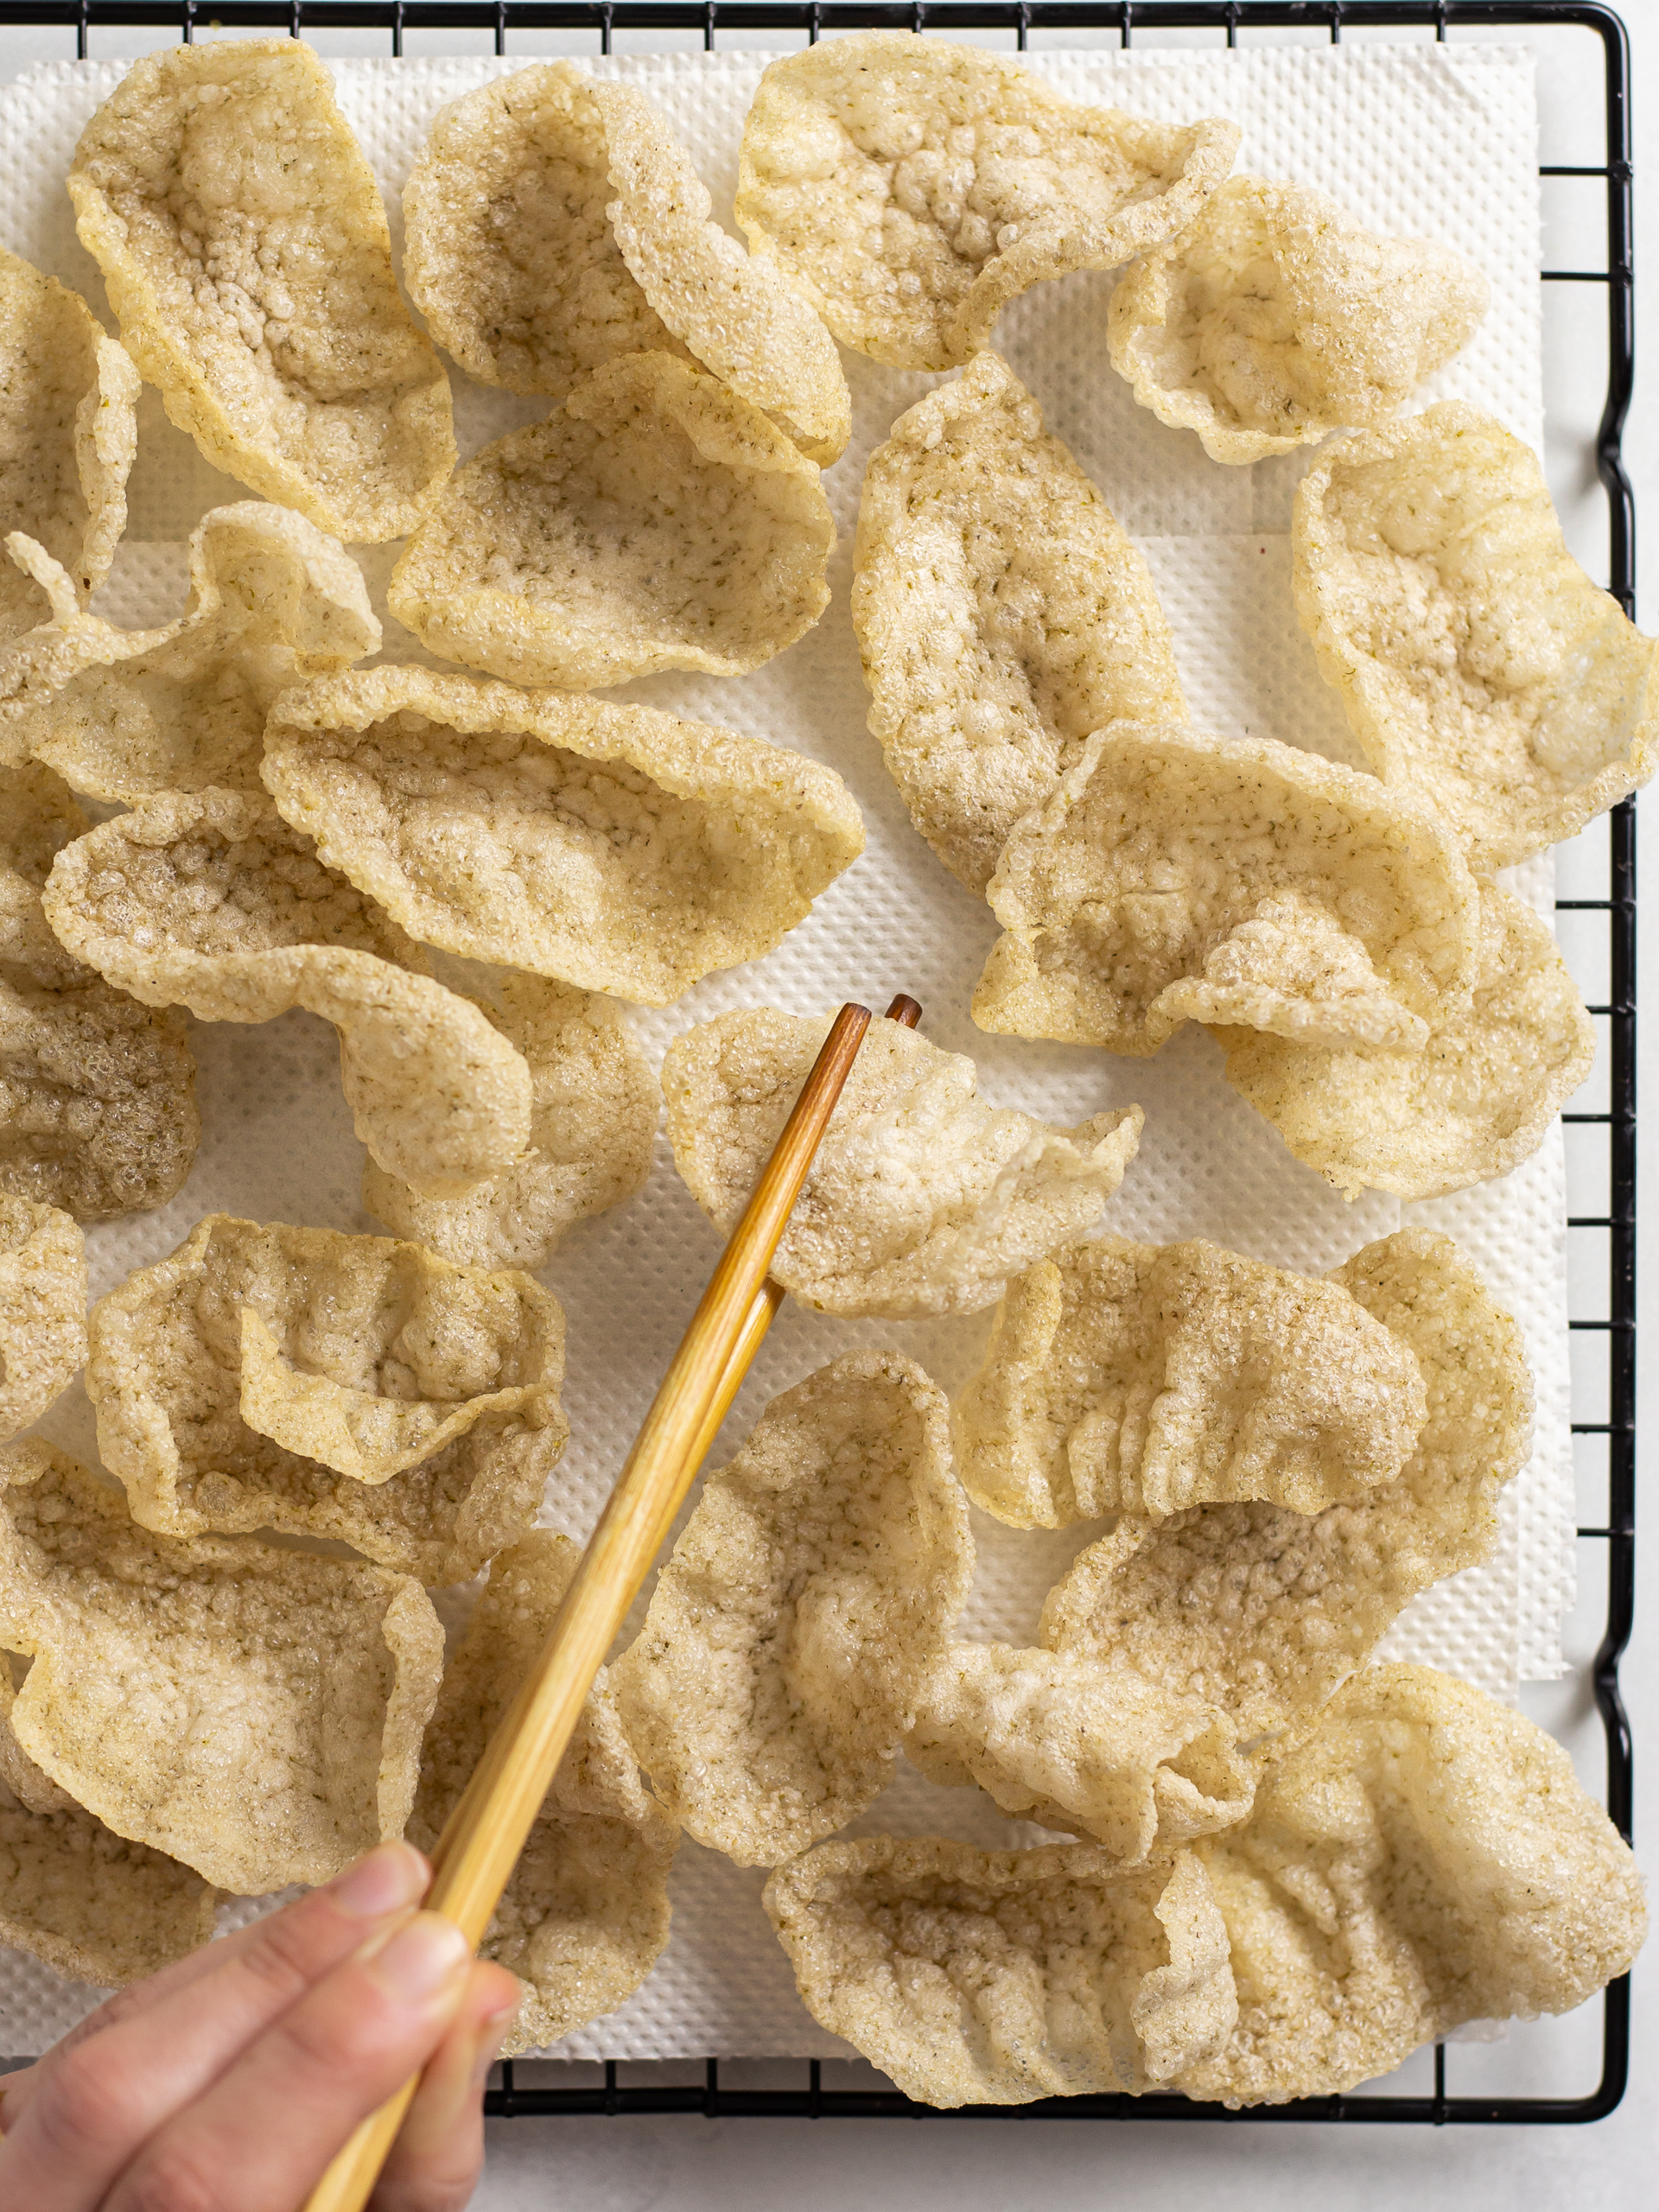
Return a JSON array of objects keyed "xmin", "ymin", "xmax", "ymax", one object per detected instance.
[
  {"xmin": 953, "ymin": 1235, "xmax": 1424, "ymax": 1529},
  {"xmin": 736, "ymin": 33, "xmax": 1238, "ymax": 371},
  {"xmin": 41, "ymin": 787, "xmax": 531, "ymax": 1199},
  {"xmin": 1, "ymin": 503, "xmax": 378, "ymax": 797},
  {"xmin": 663, "ymin": 1007, "xmax": 1141, "ymax": 1319},
  {"xmin": 1217, "ymin": 880, "xmax": 1594, "ymax": 1200},
  {"xmin": 86, "ymin": 1213, "xmax": 566, "ymax": 1585},
  {"xmin": 1294, "ymin": 403, "xmax": 1656, "ymax": 868},
  {"xmin": 0, "ymin": 761, "xmax": 197, "ymax": 1221},
  {"xmin": 1176, "ymin": 1666, "xmax": 1648, "ymax": 2106},
  {"xmin": 974, "ymin": 722, "xmax": 1479, "ymax": 1056},
  {"xmin": 613, "ymin": 1354, "xmax": 973, "ymax": 1866},
  {"xmin": 909, "ymin": 1643, "xmax": 1253, "ymax": 1859},
  {"xmin": 0, "ymin": 1657, "xmax": 219, "ymax": 1987},
  {"xmin": 764, "ymin": 1839, "xmax": 1235, "ymax": 2106},
  {"xmin": 410, "ymin": 1533, "xmax": 675, "ymax": 2052},
  {"xmin": 1109, "ymin": 179, "xmax": 1488, "ymax": 464},
  {"xmin": 68, "ymin": 39, "xmax": 454, "ymax": 542},
  {"xmin": 403, "ymin": 63, "xmax": 682, "ymax": 398},
  {"xmin": 853, "ymin": 353, "xmax": 1185, "ymax": 893},
  {"xmin": 387, "ymin": 352, "xmax": 835, "ymax": 690},
  {"xmin": 593, "ymin": 79, "xmax": 849, "ymax": 463},
  {"xmin": 261, "ymin": 667, "xmax": 864, "ymax": 1005},
  {"xmin": 365, "ymin": 969, "xmax": 653, "ymax": 1273},
  {"xmin": 1042, "ymin": 1230, "xmax": 1530, "ymax": 1752},
  {"xmin": 0, "ymin": 1438, "xmax": 442, "ymax": 1892},
  {"xmin": 0, "ymin": 246, "xmax": 137, "ymax": 646},
  {"xmin": 0, "ymin": 1196, "xmax": 86, "ymax": 1440}
]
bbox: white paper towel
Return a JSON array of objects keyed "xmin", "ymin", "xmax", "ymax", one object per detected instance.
[{"xmin": 0, "ymin": 42, "xmax": 1572, "ymax": 2061}]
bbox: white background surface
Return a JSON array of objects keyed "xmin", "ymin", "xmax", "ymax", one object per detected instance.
[{"xmin": 3, "ymin": 6, "xmax": 1656, "ymax": 2207}]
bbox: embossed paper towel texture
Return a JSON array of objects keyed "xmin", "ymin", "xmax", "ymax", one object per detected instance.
[{"xmin": 0, "ymin": 47, "xmax": 1568, "ymax": 2059}]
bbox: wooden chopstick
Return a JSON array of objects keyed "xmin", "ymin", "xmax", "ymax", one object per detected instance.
[{"xmin": 302, "ymin": 997, "xmax": 890, "ymax": 2212}]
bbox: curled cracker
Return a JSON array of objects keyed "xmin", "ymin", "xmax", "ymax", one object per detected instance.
[
  {"xmin": 1109, "ymin": 179, "xmax": 1488, "ymax": 464},
  {"xmin": 68, "ymin": 39, "xmax": 454, "ymax": 541},
  {"xmin": 593, "ymin": 79, "xmax": 849, "ymax": 462},
  {"xmin": 0, "ymin": 1196, "xmax": 86, "ymax": 1440},
  {"xmin": 364, "ymin": 970, "xmax": 653, "ymax": 1273},
  {"xmin": 1294, "ymin": 403, "xmax": 1656, "ymax": 868},
  {"xmin": 1042, "ymin": 1230, "xmax": 1532, "ymax": 1751},
  {"xmin": 1218, "ymin": 880, "xmax": 1594, "ymax": 1200},
  {"xmin": 736, "ymin": 33, "xmax": 1238, "ymax": 371},
  {"xmin": 261, "ymin": 667, "xmax": 863, "ymax": 1006},
  {"xmin": 1, "ymin": 504, "xmax": 378, "ymax": 798},
  {"xmin": 0, "ymin": 245, "xmax": 137, "ymax": 647},
  {"xmin": 42, "ymin": 788, "xmax": 531, "ymax": 1199},
  {"xmin": 0, "ymin": 1438, "xmax": 442, "ymax": 1892},
  {"xmin": 0, "ymin": 1657, "xmax": 218, "ymax": 1987},
  {"xmin": 410, "ymin": 1533, "xmax": 675, "ymax": 2050},
  {"xmin": 1177, "ymin": 1666, "xmax": 1648, "ymax": 2105},
  {"xmin": 613, "ymin": 1354, "xmax": 973, "ymax": 1866},
  {"xmin": 0, "ymin": 761, "xmax": 197, "ymax": 1221},
  {"xmin": 973, "ymin": 722, "xmax": 1479, "ymax": 1056},
  {"xmin": 854, "ymin": 353, "xmax": 1185, "ymax": 893},
  {"xmin": 403, "ymin": 63, "xmax": 682, "ymax": 398},
  {"xmin": 953, "ymin": 1235, "xmax": 1425, "ymax": 1528},
  {"xmin": 387, "ymin": 352, "xmax": 835, "ymax": 690},
  {"xmin": 663, "ymin": 1007, "xmax": 1141, "ymax": 1319},
  {"xmin": 764, "ymin": 1839, "xmax": 1236, "ymax": 2106},
  {"xmin": 87, "ymin": 1213, "xmax": 566, "ymax": 1585},
  {"xmin": 909, "ymin": 1643, "xmax": 1253, "ymax": 1859}
]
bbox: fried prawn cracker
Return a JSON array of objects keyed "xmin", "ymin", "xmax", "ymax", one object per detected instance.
[
  {"xmin": 69, "ymin": 39, "xmax": 454, "ymax": 541},
  {"xmin": 854, "ymin": 353, "xmax": 1185, "ymax": 893},
  {"xmin": 0, "ymin": 1196, "xmax": 86, "ymax": 1440}
]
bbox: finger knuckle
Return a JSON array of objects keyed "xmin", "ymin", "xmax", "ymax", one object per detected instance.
[
  {"xmin": 35, "ymin": 2043, "xmax": 152, "ymax": 2161},
  {"xmin": 232, "ymin": 1900, "xmax": 331, "ymax": 2005},
  {"xmin": 118, "ymin": 2149, "xmax": 222, "ymax": 2212}
]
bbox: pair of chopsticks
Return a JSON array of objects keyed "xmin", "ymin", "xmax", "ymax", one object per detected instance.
[{"xmin": 305, "ymin": 994, "xmax": 918, "ymax": 2212}]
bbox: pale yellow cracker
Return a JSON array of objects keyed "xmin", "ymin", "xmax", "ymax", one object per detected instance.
[
  {"xmin": 41, "ymin": 787, "xmax": 531, "ymax": 1199},
  {"xmin": 854, "ymin": 353, "xmax": 1185, "ymax": 893},
  {"xmin": 0, "ymin": 245, "xmax": 137, "ymax": 646},
  {"xmin": 613, "ymin": 1354, "xmax": 973, "ymax": 1866},
  {"xmin": 68, "ymin": 39, "xmax": 454, "ymax": 541},
  {"xmin": 0, "ymin": 1439, "xmax": 442, "ymax": 1892},
  {"xmin": 1218, "ymin": 880, "xmax": 1594, "ymax": 1200},
  {"xmin": 1109, "ymin": 179, "xmax": 1488, "ymax": 464},
  {"xmin": 387, "ymin": 352, "xmax": 835, "ymax": 690},
  {"xmin": 1042, "ymin": 1230, "xmax": 1531, "ymax": 1751},
  {"xmin": 1175, "ymin": 1667, "xmax": 1648, "ymax": 2106},
  {"xmin": 953, "ymin": 1235, "xmax": 1425, "ymax": 1528},
  {"xmin": 1294, "ymin": 403, "xmax": 1656, "ymax": 868},
  {"xmin": 410, "ymin": 1533, "xmax": 675, "ymax": 2052},
  {"xmin": 403, "ymin": 62, "xmax": 682, "ymax": 398},
  {"xmin": 87, "ymin": 1213, "xmax": 566, "ymax": 1585},
  {"xmin": 974, "ymin": 722, "xmax": 1479, "ymax": 1056},
  {"xmin": 261, "ymin": 667, "xmax": 864, "ymax": 1006},
  {"xmin": 764, "ymin": 1839, "xmax": 1235, "ymax": 2107},
  {"xmin": 365, "ymin": 969, "xmax": 654, "ymax": 1273},
  {"xmin": 663, "ymin": 1007, "xmax": 1141, "ymax": 1319},
  {"xmin": 909, "ymin": 1643, "xmax": 1253, "ymax": 1859},
  {"xmin": 736, "ymin": 33, "xmax": 1238, "ymax": 371},
  {"xmin": 0, "ymin": 761, "xmax": 197, "ymax": 1221},
  {"xmin": 0, "ymin": 1196, "xmax": 86, "ymax": 1440},
  {"xmin": 1, "ymin": 503, "xmax": 378, "ymax": 798},
  {"xmin": 0, "ymin": 1659, "xmax": 218, "ymax": 1988}
]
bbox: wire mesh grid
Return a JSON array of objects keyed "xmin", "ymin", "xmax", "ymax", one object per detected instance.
[{"xmin": 0, "ymin": 0, "xmax": 1635, "ymax": 2128}]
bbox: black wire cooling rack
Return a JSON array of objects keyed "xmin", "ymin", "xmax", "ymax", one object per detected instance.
[{"xmin": 0, "ymin": 0, "xmax": 1636, "ymax": 2130}]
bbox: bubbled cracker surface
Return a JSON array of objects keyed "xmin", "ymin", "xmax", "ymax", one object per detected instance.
[{"xmin": 0, "ymin": 44, "xmax": 1574, "ymax": 2063}]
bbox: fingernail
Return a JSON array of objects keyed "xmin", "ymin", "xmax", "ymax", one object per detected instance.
[
  {"xmin": 362, "ymin": 1913, "xmax": 471, "ymax": 2005},
  {"xmin": 326, "ymin": 1841, "xmax": 429, "ymax": 1920},
  {"xmin": 471, "ymin": 2000, "xmax": 518, "ymax": 2088}
]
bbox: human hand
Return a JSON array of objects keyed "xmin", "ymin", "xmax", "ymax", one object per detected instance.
[{"xmin": 0, "ymin": 1840, "xmax": 518, "ymax": 2212}]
